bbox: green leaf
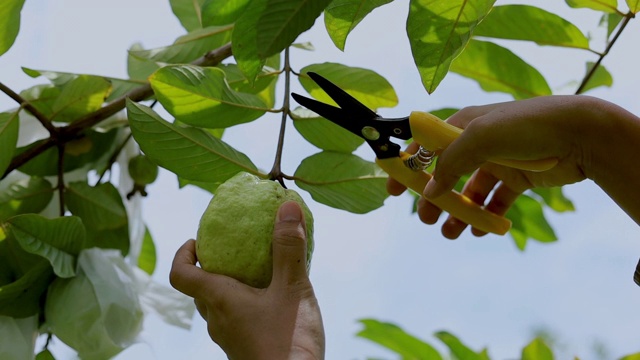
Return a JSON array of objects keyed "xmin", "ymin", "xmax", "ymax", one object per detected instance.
[
  {"xmin": 0, "ymin": 177, "xmax": 54, "ymax": 222},
  {"xmin": 19, "ymin": 84, "xmax": 61, "ymax": 118},
  {"xmin": 178, "ymin": 177, "xmax": 223, "ymax": 193},
  {"xmin": 565, "ymin": 0, "xmax": 619, "ymax": 13},
  {"xmin": 474, "ymin": 5, "xmax": 590, "ymax": 49},
  {"xmin": 0, "ymin": 260, "xmax": 53, "ymax": 318},
  {"xmin": 0, "ymin": 0, "xmax": 26, "ymax": 56},
  {"xmin": 604, "ymin": 12, "xmax": 624, "ymax": 38},
  {"xmin": 451, "ymin": 39, "xmax": 551, "ymax": 99},
  {"xmin": 127, "ymin": 42, "xmax": 162, "ymax": 82},
  {"xmin": 0, "ymin": 110, "xmax": 19, "ymax": 176},
  {"xmin": 218, "ymin": 64, "xmax": 278, "ymax": 94},
  {"xmin": 292, "ymin": 41, "xmax": 315, "ymax": 50},
  {"xmin": 522, "ymin": 338, "xmax": 554, "ymax": 360},
  {"xmin": 0, "ymin": 242, "xmax": 14, "ymax": 285},
  {"xmin": 218, "ymin": 54, "xmax": 280, "ymax": 107},
  {"xmin": 580, "ymin": 62, "xmax": 613, "ymax": 93},
  {"xmin": 294, "ymin": 152, "xmax": 388, "ymax": 214},
  {"xmin": 530, "ymin": 187, "xmax": 575, "ymax": 213},
  {"xmin": 201, "ymin": 0, "xmax": 251, "ymax": 26},
  {"xmin": 434, "ymin": 331, "xmax": 488, "ymax": 360},
  {"xmin": 5, "ymin": 214, "xmax": 87, "ymax": 278},
  {"xmin": 22, "ymin": 68, "xmax": 144, "ymax": 102},
  {"xmin": 291, "ymin": 107, "xmax": 364, "ymax": 152},
  {"xmin": 127, "ymin": 100, "xmax": 259, "ymax": 183},
  {"xmin": 97, "ymin": 225, "xmax": 131, "ymax": 256},
  {"xmin": 16, "ymin": 128, "xmax": 120, "ymax": 176},
  {"xmin": 620, "ymin": 353, "xmax": 640, "ymax": 360},
  {"xmin": 357, "ymin": 319, "xmax": 443, "ymax": 359},
  {"xmin": 507, "ymin": 194, "xmax": 557, "ymax": 251},
  {"xmin": 65, "ymin": 182, "xmax": 127, "ymax": 231},
  {"xmin": 299, "ymin": 63, "xmax": 398, "ymax": 110},
  {"xmin": 138, "ymin": 226, "xmax": 157, "ymax": 275},
  {"xmin": 428, "ymin": 107, "xmax": 459, "ymax": 121},
  {"xmin": 324, "ymin": 0, "xmax": 393, "ymax": 51},
  {"xmin": 1, "ymin": 231, "xmax": 46, "ymax": 276},
  {"xmin": 65, "ymin": 181, "xmax": 129, "ymax": 255},
  {"xmin": 627, "ymin": 0, "xmax": 640, "ymax": 12},
  {"xmin": 149, "ymin": 65, "xmax": 269, "ymax": 128},
  {"xmin": 35, "ymin": 349, "xmax": 56, "ymax": 360},
  {"xmin": 256, "ymin": 0, "xmax": 332, "ymax": 59},
  {"xmin": 50, "ymin": 75, "xmax": 112, "ymax": 123},
  {"xmin": 128, "ymin": 25, "xmax": 233, "ymax": 67},
  {"xmin": 22, "ymin": 67, "xmax": 74, "ymax": 85},
  {"xmin": 407, "ymin": 0, "xmax": 495, "ymax": 93},
  {"xmin": 169, "ymin": 0, "xmax": 206, "ymax": 31},
  {"xmin": 232, "ymin": 0, "xmax": 269, "ymax": 81}
]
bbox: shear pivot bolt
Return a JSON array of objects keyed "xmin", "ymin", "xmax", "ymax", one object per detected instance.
[{"xmin": 362, "ymin": 126, "xmax": 380, "ymax": 141}]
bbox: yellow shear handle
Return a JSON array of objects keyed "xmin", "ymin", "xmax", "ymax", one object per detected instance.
[
  {"xmin": 409, "ymin": 111, "xmax": 558, "ymax": 172},
  {"xmin": 377, "ymin": 155, "xmax": 511, "ymax": 235}
]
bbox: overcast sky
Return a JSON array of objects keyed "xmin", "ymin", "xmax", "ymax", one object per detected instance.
[{"xmin": 1, "ymin": 0, "xmax": 639, "ymax": 359}]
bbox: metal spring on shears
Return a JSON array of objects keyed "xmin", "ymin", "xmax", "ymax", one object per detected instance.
[{"xmin": 403, "ymin": 146, "xmax": 436, "ymax": 171}]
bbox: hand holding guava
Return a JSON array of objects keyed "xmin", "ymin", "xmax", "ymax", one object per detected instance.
[{"xmin": 169, "ymin": 201, "xmax": 325, "ymax": 359}]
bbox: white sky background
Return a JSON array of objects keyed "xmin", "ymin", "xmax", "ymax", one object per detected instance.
[{"xmin": 1, "ymin": 0, "xmax": 639, "ymax": 359}]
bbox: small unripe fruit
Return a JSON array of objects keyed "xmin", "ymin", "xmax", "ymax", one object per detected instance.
[{"xmin": 128, "ymin": 154, "xmax": 158, "ymax": 185}]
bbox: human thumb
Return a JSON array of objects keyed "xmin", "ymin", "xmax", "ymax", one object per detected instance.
[{"xmin": 271, "ymin": 201, "xmax": 309, "ymax": 287}]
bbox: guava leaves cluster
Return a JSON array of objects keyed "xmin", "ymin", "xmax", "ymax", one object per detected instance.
[
  {"xmin": 357, "ymin": 318, "xmax": 640, "ymax": 360},
  {"xmin": 124, "ymin": 0, "xmax": 628, "ymax": 250},
  {"xmin": 196, "ymin": 172, "xmax": 314, "ymax": 288}
]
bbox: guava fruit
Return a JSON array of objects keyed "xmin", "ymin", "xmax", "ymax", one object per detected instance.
[
  {"xmin": 196, "ymin": 172, "xmax": 314, "ymax": 288},
  {"xmin": 128, "ymin": 154, "xmax": 158, "ymax": 185}
]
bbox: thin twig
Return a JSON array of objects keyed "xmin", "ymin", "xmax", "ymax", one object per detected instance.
[
  {"xmin": 0, "ymin": 81, "xmax": 57, "ymax": 135},
  {"xmin": 96, "ymin": 131, "xmax": 133, "ymax": 184},
  {"xmin": 575, "ymin": 12, "xmax": 634, "ymax": 94},
  {"xmin": 268, "ymin": 47, "xmax": 291, "ymax": 188},
  {"xmin": 57, "ymin": 144, "xmax": 66, "ymax": 216},
  {"xmin": 2, "ymin": 42, "xmax": 234, "ymax": 180}
]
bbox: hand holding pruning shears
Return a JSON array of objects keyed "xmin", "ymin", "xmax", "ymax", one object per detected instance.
[
  {"xmin": 294, "ymin": 73, "xmax": 640, "ymax": 287},
  {"xmin": 292, "ymin": 72, "xmax": 558, "ymax": 236}
]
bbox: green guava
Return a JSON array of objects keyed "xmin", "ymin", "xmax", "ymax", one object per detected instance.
[
  {"xmin": 196, "ymin": 172, "xmax": 314, "ymax": 288},
  {"xmin": 128, "ymin": 154, "xmax": 159, "ymax": 185}
]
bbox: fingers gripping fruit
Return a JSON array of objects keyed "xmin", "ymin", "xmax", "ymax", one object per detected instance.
[{"xmin": 196, "ymin": 172, "xmax": 314, "ymax": 288}]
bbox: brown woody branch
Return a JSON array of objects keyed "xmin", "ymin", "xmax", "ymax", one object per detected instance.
[
  {"xmin": 2, "ymin": 42, "xmax": 233, "ymax": 179},
  {"xmin": 0, "ymin": 81, "xmax": 57, "ymax": 135}
]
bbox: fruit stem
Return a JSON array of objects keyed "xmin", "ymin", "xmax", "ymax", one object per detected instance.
[{"xmin": 268, "ymin": 47, "xmax": 292, "ymax": 188}]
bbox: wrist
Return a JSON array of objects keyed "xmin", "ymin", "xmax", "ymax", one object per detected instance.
[{"xmin": 573, "ymin": 96, "xmax": 637, "ymax": 182}]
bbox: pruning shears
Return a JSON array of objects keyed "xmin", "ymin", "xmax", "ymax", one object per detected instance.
[{"xmin": 292, "ymin": 72, "xmax": 558, "ymax": 235}]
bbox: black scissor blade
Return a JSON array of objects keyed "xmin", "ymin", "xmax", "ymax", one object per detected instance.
[
  {"xmin": 291, "ymin": 93, "xmax": 367, "ymax": 139},
  {"xmin": 306, "ymin": 72, "xmax": 378, "ymax": 119}
]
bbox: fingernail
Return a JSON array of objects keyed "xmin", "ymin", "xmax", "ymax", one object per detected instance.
[
  {"xmin": 278, "ymin": 201, "xmax": 302, "ymax": 222},
  {"xmin": 423, "ymin": 178, "xmax": 438, "ymax": 198}
]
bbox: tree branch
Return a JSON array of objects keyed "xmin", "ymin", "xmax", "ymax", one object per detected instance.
[
  {"xmin": 268, "ymin": 47, "xmax": 291, "ymax": 188},
  {"xmin": 575, "ymin": 12, "xmax": 634, "ymax": 95},
  {"xmin": 0, "ymin": 81, "xmax": 57, "ymax": 135},
  {"xmin": 2, "ymin": 42, "xmax": 233, "ymax": 179}
]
